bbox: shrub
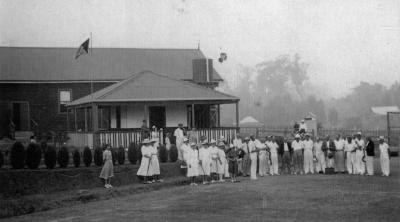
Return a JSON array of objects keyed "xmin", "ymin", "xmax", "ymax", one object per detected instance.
[
  {"xmin": 73, "ymin": 149, "xmax": 81, "ymax": 167},
  {"xmin": 0, "ymin": 150, "xmax": 3, "ymax": 168},
  {"xmin": 83, "ymin": 146, "xmax": 92, "ymax": 167},
  {"xmin": 159, "ymin": 145, "xmax": 168, "ymax": 163},
  {"xmin": 10, "ymin": 142, "xmax": 26, "ymax": 169},
  {"xmin": 40, "ymin": 141, "xmax": 48, "ymax": 153},
  {"xmin": 44, "ymin": 145, "xmax": 57, "ymax": 169},
  {"xmin": 111, "ymin": 148, "xmax": 117, "ymax": 165},
  {"xmin": 57, "ymin": 146, "xmax": 69, "ymax": 168},
  {"xmin": 136, "ymin": 143, "xmax": 142, "ymax": 163},
  {"xmin": 169, "ymin": 144, "xmax": 178, "ymax": 162},
  {"xmin": 26, "ymin": 143, "xmax": 42, "ymax": 169},
  {"xmin": 117, "ymin": 146, "xmax": 125, "ymax": 165},
  {"xmin": 94, "ymin": 147, "xmax": 103, "ymax": 166},
  {"xmin": 128, "ymin": 143, "xmax": 137, "ymax": 164}
]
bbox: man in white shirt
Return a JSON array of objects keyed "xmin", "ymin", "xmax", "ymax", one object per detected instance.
[
  {"xmin": 269, "ymin": 136, "xmax": 280, "ymax": 175},
  {"xmin": 174, "ymin": 123, "xmax": 185, "ymax": 161},
  {"xmin": 303, "ymin": 134, "xmax": 314, "ymax": 174},
  {"xmin": 291, "ymin": 134, "xmax": 304, "ymax": 175},
  {"xmin": 249, "ymin": 136, "xmax": 258, "ymax": 180},
  {"xmin": 378, "ymin": 136, "xmax": 390, "ymax": 176},
  {"xmin": 334, "ymin": 134, "xmax": 345, "ymax": 173},
  {"xmin": 242, "ymin": 137, "xmax": 251, "ymax": 177},
  {"xmin": 344, "ymin": 136, "xmax": 356, "ymax": 174},
  {"xmin": 314, "ymin": 137, "xmax": 326, "ymax": 174},
  {"xmin": 354, "ymin": 132, "xmax": 366, "ymax": 175}
]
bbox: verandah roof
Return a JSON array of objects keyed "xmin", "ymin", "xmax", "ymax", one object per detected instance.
[{"xmin": 67, "ymin": 71, "xmax": 239, "ymax": 107}]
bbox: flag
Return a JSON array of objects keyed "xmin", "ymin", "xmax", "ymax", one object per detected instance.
[{"xmin": 75, "ymin": 38, "xmax": 90, "ymax": 59}]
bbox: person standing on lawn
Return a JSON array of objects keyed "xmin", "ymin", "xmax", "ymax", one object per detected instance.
[
  {"xmin": 303, "ymin": 134, "xmax": 314, "ymax": 174},
  {"xmin": 137, "ymin": 139, "xmax": 153, "ymax": 184},
  {"xmin": 325, "ymin": 136, "xmax": 335, "ymax": 169},
  {"xmin": 184, "ymin": 142, "xmax": 200, "ymax": 185},
  {"xmin": 198, "ymin": 141, "xmax": 211, "ymax": 184},
  {"xmin": 378, "ymin": 136, "xmax": 390, "ymax": 176},
  {"xmin": 150, "ymin": 138, "xmax": 163, "ymax": 183},
  {"xmin": 344, "ymin": 136, "xmax": 356, "ymax": 174},
  {"xmin": 99, "ymin": 144, "xmax": 114, "ymax": 188},
  {"xmin": 354, "ymin": 132, "xmax": 366, "ymax": 175},
  {"xmin": 365, "ymin": 136, "xmax": 375, "ymax": 176},
  {"xmin": 226, "ymin": 143, "xmax": 240, "ymax": 182},
  {"xmin": 209, "ymin": 139, "xmax": 220, "ymax": 183},
  {"xmin": 334, "ymin": 134, "xmax": 345, "ymax": 173},
  {"xmin": 314, "ymin": 137, "xmax": 326, "ymax": 174},
  {"xmin": 233, "ymin": 134, "xmax": 244, "ymax": 175},
  {"xmin": 242, "ymin": 137, "xmax": 251, "ymax": 177},
  {"xmin": 281, "ymin": 137, "xmax": 293, "ymax": 174},
  {"xmin": 269, "ymin": 136, "xmax": 280, "ymax": 175},
  {"xmin": 180, "ymin": 137, "xmax": 190, "ymax": 166},
  {"xmin": 174, "ymin": 123, "xmax": 185, "ymax": 161},
  {"xmin": 291, "ymin": 134, "xmax": 304, "ymax": 175},
  {"xmin": 249, "ymin": 135, "xmax": 259, "ymax": 180},
  {"xmin": 217, "ymin": 142, "xmax": 227, "ymax": 182},
  {"xmin": 257, "ymin": 137, "xmax": 268, "ymax": 177}
]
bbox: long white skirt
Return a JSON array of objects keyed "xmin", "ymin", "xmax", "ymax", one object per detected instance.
[
  {"xmin": 199, "ymin": 159, "xmax": 211, "ymax": 176},
  {"xmin": 187, "ymin": 159, "xmax": 199, "ymax": 177},
  {"xmin": 137, "ymin": 157, "xmax": 152, "ymax": 176}
]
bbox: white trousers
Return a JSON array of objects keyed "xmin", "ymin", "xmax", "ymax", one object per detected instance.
[
  {"xmin": 315, "ymin": 152, "xmax": 326, "ymax": 173},
  {"xmin": 366, "ymin": 156, "xmax": 374, "ymax": 175},
  {"xmin": 380, "ymin": 156, "xmax": 390, "ymax": 176},
  {"xmin": 258, "ymin": 153, "xmax": 268, "ymax": 176},
  {"xmin": 303, "ymin": 149, "xmax": 314, "ymax": 174},
  {"xmin": 270, "ymin": 152, "xmax": 279, "ymax": 175},
  {"xmin": 346, "ymin": 152, "xmax": 356, "ymax": 174},
  {"xmin": 250, "ymin": 155, "xmax": 258, "ymax": 180},
  {"xmin": 355, "ymin": 150, "xmax": 365, "ymax": 174}
]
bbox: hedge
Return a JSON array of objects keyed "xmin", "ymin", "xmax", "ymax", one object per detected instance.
[
  {"xmin": 26, "ymin": 143, "xmax": 42, "ymax": 169},
  {"xmin": 117, "ymin": 146, "xmax": 125, "ymax": 165},
  {"xmin": 83, "ymin": 146, "xmax": 92, "ymax": 167},
  {"xmin": 128, "ymin": 143, "xmax": 137, "ymax": 164},
  {"xmin": 44, "ymin": 145, "xmax": 57, "ymax": 169},
  {"xmin": 57, "ymin": 146, "xmax": 69, "ymax": 168},
  {"xmin": 0, "ymin": 150, "xmax": 3, "ymax": 168},
  {"xmin": 111, "ymin": 149, "xmax": 117, "ymax": 165},
  {"xmin": 10, "ymin": 142, "xmax": 26, "ymax": 169},
  {"xmin": 94, "ymin": 147, "xmax": 103, "ymax": 166},
  {"xmin": 169, "ymin": 144, "xmax": 178, "ymax": 162},
  {"xmin": 73, "ymin": 149, "xmax": 81, "ymax": 167},
  {"xmin": 159, "ymin": 145, "xmax": 168, "ymax": 163}
]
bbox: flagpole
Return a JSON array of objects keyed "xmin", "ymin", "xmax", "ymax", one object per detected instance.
[{"xmin": 90, "ymin": 32, "xmax": 93, "ymax": 99}]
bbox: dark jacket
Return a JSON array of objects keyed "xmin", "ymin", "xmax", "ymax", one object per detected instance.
[
  {"xmin": 365, "ymin": 140, "xmax": 375, "ymax": 156},
  {"xmin": 278, "ymin": 141, "xmax": 292, "ymax": 156}
]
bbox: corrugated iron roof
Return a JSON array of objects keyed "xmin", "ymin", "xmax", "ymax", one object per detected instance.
[
  {"xmin": 67, "ymin": 71, "xmax": 238, "ymax": 106},
  {"xmin": 0, "ymin": 47, "xmax": 223, "ymax": 81},
  {"xmin": 371, "ymin": 106, "xmax": 400, "ymax": 115}
]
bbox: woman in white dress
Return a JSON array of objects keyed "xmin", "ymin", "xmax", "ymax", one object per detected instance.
[
  {"xmin": 99, "ymin": 144, "xmax": 114, "ymax": 188},
  {"xmin": 198, "ymin": 141, "xmax": 211, "ymax": 184},
  {"xmin": 137, "ymin": 139, "xmax": 154, "ymax": 184},
  {"xmin": 184, "ymin": 142, "xmax": 200, "ymax": 185},
  {"xmin": 378, "ymin": 136, "xmax": 390, "ymax": 176},
  {"xmin": 150, "ymin": 138, "xmax": 163, "ymax": 183}
]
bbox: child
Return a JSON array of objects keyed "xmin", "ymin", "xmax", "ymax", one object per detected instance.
[
  {"xmin": 184, "ymin": 142, "xmax": 200, "ymax": 185},
  {"xmin": 137, "ymin": 139, "xmax": 153, "ymax": 184},
  {"xmin": 378, "ymin": 136, "xmax": 390, "ymax": 176},
  {"xmin": 99, "ymin": 144, "xmax": 114, "ymax": 188},
  {"xmin": 226, "ymin": 144, "xmax": 240, "ymax": 182},
  {"xmin": 150, "ymin": 138, "xmax": 163, "ymax": 183},
  {"xmin": 198, "ymin": 141, "xmax": 211, "ymax": 184}
]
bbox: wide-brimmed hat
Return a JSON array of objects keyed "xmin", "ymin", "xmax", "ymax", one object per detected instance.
[
  {"xmin": 150, "ymin": 138, "xmax": 158, "ymax": 143},
  {"xmin": 218, "ymin": 142, "xmax": 225, "ymax": 147},
  {"xmin": 142, "ymin": 138, "xmax": 151, "ymax": 144},
  {"xmin": 190, "ymin": 142, "xmax": 197, "ymax": 146},
  {"xmin": 295, "ymin": 134, "xmax": 300, "ymax": 139},
  {"xmin": 379, "ymin": 136, "xmax": 385, "ymax": 140},
  {"xmin": 357, "ymin": 132, "xmax": 362, "ymax": 135},
  {"xmin": 209, "ymin": 139, "xmax": 217, "ymax": 144},
  {"xmin": 183, "ymin": 137, "xmax": 189, "ymax": 142}
]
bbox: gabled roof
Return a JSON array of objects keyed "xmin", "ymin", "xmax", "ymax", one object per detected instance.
[
  {"xmin": 0, "ymin": 47, "xmax": 223, "ymax": 82},
  {"xmin": 67, "ymin": 71, "xmax": 238, "ymax": 106},
  {"xmin": 371, "ymin": 106, "xmax": 400, "ymax": 115},
  {"xmin": 237, "ymin": 116, "xmax": 264, "ymax": 127}
]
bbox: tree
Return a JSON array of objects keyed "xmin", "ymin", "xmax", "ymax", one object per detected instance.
[{"xmin": 328, "ymin": 108, "xmax": 339, "ymax": 127}]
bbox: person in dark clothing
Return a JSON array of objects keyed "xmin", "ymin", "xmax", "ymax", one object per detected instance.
[
  {"xmin": 280, "ymin": 137, "xmax": 293, "ymax": 174},
  {"xmin": 365, "ymin": 137, "xmax": 375, "ymax": 176}
]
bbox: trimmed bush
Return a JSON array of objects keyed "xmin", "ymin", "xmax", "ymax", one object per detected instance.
[
  {"xmin": 169, "ymin": 144, "xmax": 178, "ymax": 162},
  {"xmin": 44, "ymin": 145, "xmax": 57, "ymax": 169},
  {"xmin": 10, "ymin": 142, "xmax": 26, "ymax": 169},
  {"xmin": 73, "ymin": 149, "xmax": 81, "ymax": 167},
  {"xmin": 128, "ymin": 143, "xmax": 137, "ymax": 164},
  {"xmin": 83, "ymin": 146, "xmax": 92, "ymax": 167},
  {"xmin": 57, "ymin": 146, "xmax": 69, "ymax": 168},
  {"xmin": 136, "ymin": 143, "xmax": 142, "ymax": 162},
  {"xmin": 159, "ymin": 145, "xmax": 168, "ymax": 163},
  {"xmin": 111, "ymin": 149, "xmax": 117, "ymax": 165},
  {"xmin": 26, "ymin": 143, "xmax": 42, "ymax": 169},
  {"xmin": 94, "ymin": 147, "xmax": 103, "ymax": 166},
  {"xmin": 0, "ymin": 150, "xmax": 3, "ymax": 168},
  {"xmin": 40, "ymin": 141, "xmax": 48, "ymax": 153},
  {"xmin": 117, "ymin": 146, "xmax": 125, "ymax": 165}
]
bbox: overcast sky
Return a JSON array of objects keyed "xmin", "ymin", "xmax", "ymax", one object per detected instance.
[{"xmin": 1, "ymin": 0, "xmax": 399, "ymax": 97}]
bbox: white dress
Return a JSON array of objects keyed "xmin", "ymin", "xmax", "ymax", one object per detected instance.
[
  {"xmin": 379, "ymin": 143, "xmax": 390, "ymax": 176},
  {"xmin": 199, "ymin": 147, "xmax": 211, "ymax": 176},
  {"xmin": 137, "ymin": 145, "xmax": 152, "ymax": 176},
  {"xmin": 184, "ymin": 148, "xmax": 199, "ymax": 177},
  {"xmin": 210, "ymin": 146, "xmax": 220, "ymax": 173},
  {"xmin": 150, "ymin": 145, "xmax": 160, "ymax": 175}
]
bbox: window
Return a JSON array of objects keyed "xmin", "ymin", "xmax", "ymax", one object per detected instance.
[{"xmin": 59, "ymin": 90, "xmax": 72, "ymax": 113}]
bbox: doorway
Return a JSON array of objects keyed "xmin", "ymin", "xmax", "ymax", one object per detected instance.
[
  {"xmin": 149, "ymin": 106, "xmax": 166, "ymax": 129},
  {"xmin": 11, "ymin": 101, "xmax": 30, "ymax": 131}
]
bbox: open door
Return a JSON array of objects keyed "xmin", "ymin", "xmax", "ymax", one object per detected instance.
[
  {"xmin": 149, "ymin": 106, "xmax": 166, "ymax": 129},
  {"xmin": 11, "ymin": 101, "xmax": 30, "ymax": 131}
]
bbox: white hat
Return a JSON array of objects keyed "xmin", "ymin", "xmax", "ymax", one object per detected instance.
[
  {"xmin": 379, "ymin": 136, "xmax": 385, "ymax": 140},
  {"xmin": 357, "ymin": 132, "xmax": 362, "ymax": 135},
  {"xmin": 150, "ymin": 138, "xmax": 158, "ymax": 143},
  {"xmin": 183, "ymin": 137, "xmax": 189, "ymax": 142},
  {"xmin": 295, "ymin": 134, "xmax": 300, "ymax": 138},
  {"xmin": 142, "ymin": 138, "xmax": 151, "ymax": 144},
  {"xmin": 201, "ymin": 141, "xmax": 208, "ymax": 145},
  {"xmin": 210, "ymin": 139, "xmax": 216, "ymax": 144},
  {"xmin": 190, "ymin": 142, "xmax": 196, "ymax": 146},
  {"xmin": 218, "ymin": 142, "xmax": 225, "ymax": 147},
  {"xmin": 229, "ymin": 144, "xmax": 234, "ymax": 148},
  {"xmin": 301, "ymin": 120, "xmax": 305, "ymax": 123}
]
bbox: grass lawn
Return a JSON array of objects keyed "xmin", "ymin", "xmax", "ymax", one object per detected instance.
[{"xmin": 4, "ymin": 158, "xmax": 400, "ymax": 222}]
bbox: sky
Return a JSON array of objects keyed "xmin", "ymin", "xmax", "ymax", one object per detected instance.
[{"xmin": 1, "ymin": 0, "xmax": 400, "ymax": 98}]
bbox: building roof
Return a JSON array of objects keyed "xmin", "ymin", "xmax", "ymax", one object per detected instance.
[
  {"xmin": 67, "ymin": 71, "xmax": 238, "ymax": 106},
  {"xmin": 371, "ymin": 106, "xmax": 400, "ymax": 115},
  {"xmin": 238, "ymin": 116, "xmax": 264, "ymax": 127},
  {"xmin": 0, "ymin": 47, "xmax": 223, "ymax": 82}
]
